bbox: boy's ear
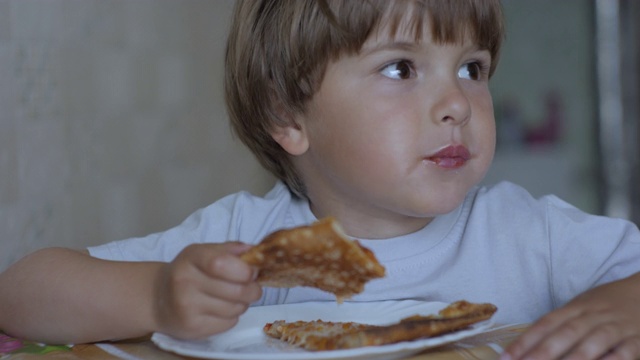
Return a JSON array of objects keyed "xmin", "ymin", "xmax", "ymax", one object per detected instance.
[
  {"xmin": 269, "ymin": 97, "xmax": 309, "ymax": 155},
  {"xmin": 270, "ymin": 121, "xmax": 309, "ymax": 156}
]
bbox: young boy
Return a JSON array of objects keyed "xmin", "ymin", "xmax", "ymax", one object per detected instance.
[{"xmin": 1, "ymin": 1, "xmax": 640, "ymax": 359}]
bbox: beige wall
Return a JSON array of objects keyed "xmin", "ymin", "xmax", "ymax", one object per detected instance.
[{"xmin": 0, "ymin": 0, "xmax": 274, "ymax": 271}]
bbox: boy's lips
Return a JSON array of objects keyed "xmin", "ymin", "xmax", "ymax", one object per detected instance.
[{"xmin": 425, "ymin": 145, "xmax": 471, "ymax": 169}]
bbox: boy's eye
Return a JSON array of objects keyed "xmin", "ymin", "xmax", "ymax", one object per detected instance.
[
  {"xmin": 380, "ymin": 60, "xmax": 415, "ymax": 80},
  {"xmin": 458, "ymin": 62, "xmax": 483, "ymax": 81}
]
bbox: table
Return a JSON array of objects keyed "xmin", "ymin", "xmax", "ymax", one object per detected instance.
[{"xmin": 1, "ymin": 324, "xmax": 527, "ymax": 359}]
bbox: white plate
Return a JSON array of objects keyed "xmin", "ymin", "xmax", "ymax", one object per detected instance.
[{"xmin": 152, "ymin": 300, "xmax": 493, "ymax": 360}]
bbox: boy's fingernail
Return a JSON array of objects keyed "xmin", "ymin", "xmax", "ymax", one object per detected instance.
[{"xmin": 499, "ymin": 353, "xmax": 512, "ymax": 360}]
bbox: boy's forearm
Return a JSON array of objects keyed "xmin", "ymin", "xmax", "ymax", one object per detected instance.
[{"xmin": 0, "ymin": 247, "xmax": 163, "ymax": 344}]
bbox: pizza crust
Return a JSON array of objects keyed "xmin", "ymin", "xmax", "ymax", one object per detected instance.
[{"xmin": 241, "ymin": 217, "xmax": 385, "ymax": 301}]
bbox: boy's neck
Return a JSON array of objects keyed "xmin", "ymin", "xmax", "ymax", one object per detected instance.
[{"xmin": 308, "ymin": 201, "xmax": 434, "ymax": 240}]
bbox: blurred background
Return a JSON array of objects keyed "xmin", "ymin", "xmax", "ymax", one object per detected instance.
[
  {"xmin": 483, "ymin": 0, "xmax": 640, "ymax": 225},
  {"xmin": 0, "ymin": 0, "xmax": 639, "ymax": 271}
]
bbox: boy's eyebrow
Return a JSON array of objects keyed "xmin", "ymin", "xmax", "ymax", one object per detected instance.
[
  {"xmin": 359, "ymin": 40, "xmax": 486, "ymax": 58},
  {"xmin": 359, "ymin": 41, "xmax": 421, "ymax": 57}
]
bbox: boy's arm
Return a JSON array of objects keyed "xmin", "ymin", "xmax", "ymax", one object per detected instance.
[
  {"xmin": 0, "ymin": 244, "xmax": 261, "ymax": 344},
  {"xmin": 502, "ymin": 272, "xmax": 640, "ymax": 360},
  {"xmin": 0, "ymin": 247, "xmax": 162, "ymax": 343}
]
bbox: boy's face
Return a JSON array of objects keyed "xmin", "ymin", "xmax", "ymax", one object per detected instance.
[{"xmin": 288, "ymin": 15, "xmax": 496, "ymax": 238}]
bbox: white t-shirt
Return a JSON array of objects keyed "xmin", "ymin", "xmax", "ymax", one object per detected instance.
[{"xmin": 88, "ymin": 181, "xmax": 640, "ymax": 325}]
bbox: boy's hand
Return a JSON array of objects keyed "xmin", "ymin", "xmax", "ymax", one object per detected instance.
[
  {"xmin": 502, "ymin": 273, "xmax": 640, "ymax": 360},
  {"xmin": 154, "ymin": 242, "xmax": 262, "ymax": 340}
]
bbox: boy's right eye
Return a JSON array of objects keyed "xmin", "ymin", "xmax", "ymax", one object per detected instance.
[{"xmin": 380, "ymin": 60, "xmax": 415, "ymax": 80}]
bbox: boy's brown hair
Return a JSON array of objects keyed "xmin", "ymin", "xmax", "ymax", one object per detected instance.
[{"xmin": 225, "ymin": 0, "xmax": 504, "ymax": 198}]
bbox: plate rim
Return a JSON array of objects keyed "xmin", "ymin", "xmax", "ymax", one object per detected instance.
[{"xmin": 151, "ymin": 300, "xmax": 494, "ymax": 360}]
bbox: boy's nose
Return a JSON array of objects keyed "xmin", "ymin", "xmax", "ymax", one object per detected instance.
[{"xmin": 430, "ymin": 83, "xmax": 471, "ymax": 126}]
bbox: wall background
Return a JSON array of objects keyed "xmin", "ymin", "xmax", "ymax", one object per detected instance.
[{"xmin": 0, "ymin": 0, "xmax": 274, "ymax": 271}]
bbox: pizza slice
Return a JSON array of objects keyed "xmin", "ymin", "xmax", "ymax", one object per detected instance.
[
  {"xmin": 263, "ymin": 300, "xmax": 497, "ymax": 351},
  {"xmin": 264, "ymin": 319, "xmax": 369, "ymax": 350},
  {"xmin": 240, "ymin": 217, "xmax": 385, "ymax": 301}
]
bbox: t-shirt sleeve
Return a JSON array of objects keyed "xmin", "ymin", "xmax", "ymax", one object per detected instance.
[
  {"xmin": 546, "ymin": 195, "xmax": 640, "ymax": 307},
  {"xmin": 87, "ymin": 183, "xmax": 299, "ymax": 262},
  {"xmin": 88, "ymin": 204, "xmax": 231, "ymax": 262}
]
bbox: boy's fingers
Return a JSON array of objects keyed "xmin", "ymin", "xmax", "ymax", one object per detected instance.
[
  {"xmin": 569, "ymin": 322, "xmax": 633, "ymax": 360},
  {"xmin": 200, "ymin": 275, "xmax": 262, "ymax": 303},
  {"xmin": 503, "ymin": 320, "xmax": 557, "ymax": 359},
  {"xmin": 211, "ymin": 253, "xmax": 257, "ymax": 283},
  {"xmin": 503, "ymin": 307, "xmax": 583, "ymax": 360},
  {"xmin": 186, "ymin": 244, "xmax": 257, "ymax": 283},
  {"xmin": 197, "ymin": 294, "xmax": 251, "ymax": 319},
  {"xmin": 505, "ymin": 307, "xmax": 630, "ymax": 360},
  {"xmin": 602, "ymin": 337, "xmax": 640, "ymax": 360},
  {"xmin": 222, "ymin": 241, "xmax": 254, "ymax": 255}
]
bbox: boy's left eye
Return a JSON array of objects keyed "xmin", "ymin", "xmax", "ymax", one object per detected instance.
[
  {"xmin": 380, "ymin": 60, "xmax": 415, "ymax": 80},
  {"xmin": 458, "ymin": 62, "xmax": 483, "ymax": 81}
]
